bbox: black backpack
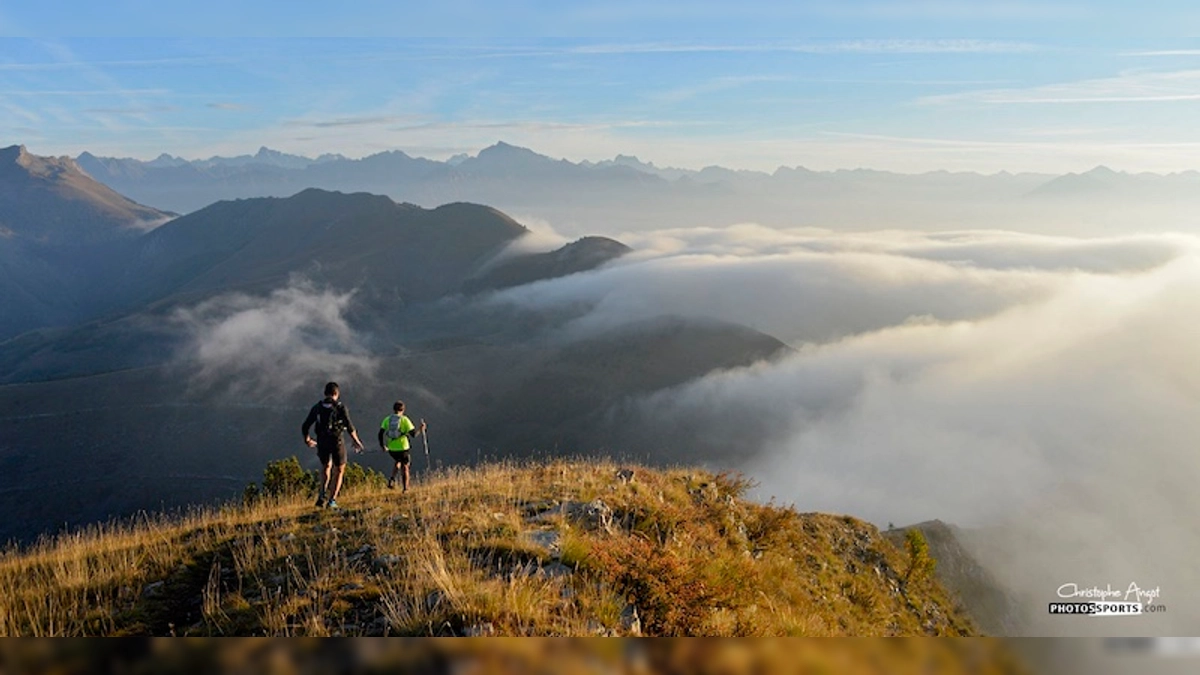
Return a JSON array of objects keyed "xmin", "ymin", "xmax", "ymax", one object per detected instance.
[{"xmin": 315, "ymin": 401, "xmax": 346, "ymax": 440}]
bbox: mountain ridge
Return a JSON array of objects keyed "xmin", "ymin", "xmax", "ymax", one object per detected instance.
[{"xmin": 0, "ymin": 459, "xmax": 988, "ymax": 638}]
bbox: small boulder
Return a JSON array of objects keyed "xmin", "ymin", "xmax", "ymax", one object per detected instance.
[
  {"xmin": 582, "ymin": 499, "xmax": 614, "ymax": 533},
  {"xmin": 372, "ymin": 554, "xmax": 402, "ymax": 571},
  {"xmin": 620, "ymin": 604, "xmax": 641, "ymax": 636}
]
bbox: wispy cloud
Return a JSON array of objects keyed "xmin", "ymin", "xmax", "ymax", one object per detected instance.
[
  {"xmin": 285, "ymin": 114, "xmax": 421, "ymax": 129},
  {"xmin": 0, "ymin": 101, "xmax": 41, "ymax": 125},
  {"xmin": 1122, "ymin": 49, "xmax": 1200, "ymax": 57},
  {"xmin": 571, "ymin": 39, "xmax": 1042, "ymax": 56},
  {"xmin": 814, "ymin": 0, "xmax": 1088, "ymax": 21},
  {"xmin": 207, "ymin": 102, "xmax": 248, "ymax": 111},
  {"xmin": 81, "ymin": 105, "xmax": 179, "ymax": 114},
  {"xmin": 822, "ymin": 130, "xmax": 1200, "ymax": 150},
  {"xmin": 921, "ymin": 69, "xmax": 1200, "ymax": 104},
  {"xmin": 387, "ymin": 119, "xmax": 676, "ymax": 134},
  {"xmin": 0, "ymin": 88, "xmax": 171, "ymax": 96},
  {"xmin": 651, "ymin": 75, "xmax": 790, "ymax": 104},
  {"xmin": 0, "ymin": 55, "xmax": 233, "ymax": 71}
]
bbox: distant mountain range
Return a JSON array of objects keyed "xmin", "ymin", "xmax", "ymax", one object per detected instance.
[{"xmin": 71, "ymin": 141, "xmax": 1200, "ymax": 236}]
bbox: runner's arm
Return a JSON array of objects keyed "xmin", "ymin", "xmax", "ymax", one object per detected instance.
[
  {"xmin": 342, "ymin": 406, "xmax": 364, "ymax": 451},
  {"xmin": 301, "ymin": 406, "xmax": 318, "ymax": 446}
]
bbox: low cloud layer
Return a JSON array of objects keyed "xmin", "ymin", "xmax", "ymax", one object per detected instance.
[
  {"xmin": 492, "ymin": 226, "xmax": 1190, "ymax": 345},
  {"xmin": 488, "ymin": 225, "xmax": 1200, "ymax": 635},
  {"xmin": 172, "ymin": 280, "xmax": 376, "ymax": 399}
]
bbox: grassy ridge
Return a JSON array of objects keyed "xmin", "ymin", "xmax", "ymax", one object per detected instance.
[{"xmin": 0, "ymin": 459, "xmax": 977, "ymax": 637}]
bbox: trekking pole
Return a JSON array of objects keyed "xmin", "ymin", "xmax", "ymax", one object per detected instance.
[{"xmin": 422, "ymin": 419, "xmax": 430, "ymax": 473}]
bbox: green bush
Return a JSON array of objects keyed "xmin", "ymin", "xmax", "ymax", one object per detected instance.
[
  {"xmin": 261, "ymin": 456, "xmax": 317, "ymax": 498},
  {"xmin": 244, "ymin": 455, "xmax": 387, "ymax": 504},
  {"xmin": 241, "ymin": 481, "xmax": 261, "ymax": 505}
]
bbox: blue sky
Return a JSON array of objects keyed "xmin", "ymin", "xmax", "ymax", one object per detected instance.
[{"xmin": 4, "ymin": 4, "xmax": 1200, "ymax": 172}]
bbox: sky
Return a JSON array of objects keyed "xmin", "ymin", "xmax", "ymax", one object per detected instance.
[{"xmin": 6, "ymin": 5, "xmax": 1200, "ymax": 172}]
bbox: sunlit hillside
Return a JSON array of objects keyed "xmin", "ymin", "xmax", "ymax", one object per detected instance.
[{"xmin": 1, "ymin": 459, "xmax": 978, "ymax": 638}]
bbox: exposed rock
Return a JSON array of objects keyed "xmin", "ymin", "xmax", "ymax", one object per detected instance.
[
  {"xmin": 526, "ymin": 498, "xmax": 613, "ymax": 533},
  {"xmin": 620, "ymin": 604, "xmax": 641, "ymax": 636},
  {"xmin": 348, "ymin": 544, "xmax": 374, "ymax": 564},
  {"xmin": 615, "ymin": 468, "xmax": 636, "ymax": 484},
  {"xmin": 372, "ymin": 554, "xmax": 402, "ymax": 571},
  {"xmin": 581, "ymin": 499, "xmax": 614, "ymax": 533},
  {"xmin": 463, "ymin": 622, "xmax": 496, "ymax": 637},
  {"xmin": 522, "ymin": 529, "xmax": 562, "ymax": 557},
  {"xmin": 510, "ymin": 559, "xmax": 574, "ymax": 581},
  {"xmin": 539, "ymin": 561, "xmax": 574, "ymax": 578}
]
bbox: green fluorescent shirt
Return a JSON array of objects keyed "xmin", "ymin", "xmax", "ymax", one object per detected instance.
[{"xmin": 381, "ymin": 414, "xmax": 415, "ymax": 451}]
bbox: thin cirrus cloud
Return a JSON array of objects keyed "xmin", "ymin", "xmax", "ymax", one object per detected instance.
[
  {"xmin": 919, "ymin": 69, "xmax": 1200, "ymax": 104},
  {"xmin": 650, "ymin": 75, "xmax": 791, "ymax": 105},
  {"xmin": 568, "ymin": 39, "xmax": 1042, "ymax": 56},
  {"xmin": 0, "ymin": 55, "xmax": 235, "ymax": 72},
  {"xmin": 1120, "ymin": 49, "xmax": 1200, "ymax": 56},
  {"xmin": 387, "ymin": 119, "xmax": 677, "ymax": 133},
  {"xmin": 284, "ymin": 114, "xmax": 422, "ymax": 129},
  {"xmin": 814, "ymin": 0, "xmax": 1088, "ymax": 21},
  {"xmin": 82, "ymin": 105, "xmax": 179, "ymax": 114},
  {"xmin": 821, "ymin": 130, "xmax": 1200, "ymax": 150},
  {"xmin": 0, "ymin": 88, "xmax": 171, "ymax": 96}
]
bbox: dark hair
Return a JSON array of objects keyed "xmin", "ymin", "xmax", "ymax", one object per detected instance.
[
  {"xmin": 393, "ymin": 400, "xmax": 405, "ymax": 413},
  {"xmin": 324, "ymin": 382, "xmax": 340, "ymax": 397}
]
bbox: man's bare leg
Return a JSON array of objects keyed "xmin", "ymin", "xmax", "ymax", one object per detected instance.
[{"xmin": 330, "ymin": 463, "xmax": 345, "ymax": 502}]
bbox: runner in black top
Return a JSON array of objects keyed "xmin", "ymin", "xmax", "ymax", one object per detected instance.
[{"xmin": 302, "ymin": 381, "xmax": 364, "ymax": 508}]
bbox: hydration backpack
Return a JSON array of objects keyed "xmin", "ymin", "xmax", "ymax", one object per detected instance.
[
  {"xmin": 317, "ymin": 401, "xmax": 346, "ymax": 439},
  {"xmin": 385, "ymin": 414, "xmax": 406, "ymax": 441}
]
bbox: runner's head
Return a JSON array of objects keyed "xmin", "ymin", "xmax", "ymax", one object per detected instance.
[
  {"xmin": 393, "ymin": 400, "xmax": 405, "ymax": 413},
  {"xmin": 324, "ymin": 381, "xmax": 340, "ymax": 400}
]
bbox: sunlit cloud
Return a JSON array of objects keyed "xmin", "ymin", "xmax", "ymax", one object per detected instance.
[{"xmin": 483, "ymin": 226, "xmax": 1200, "ymax": 635}]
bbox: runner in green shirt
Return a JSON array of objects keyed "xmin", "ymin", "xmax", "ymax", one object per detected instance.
[{"xmin": 378, "ymin": 400, "xmax": 427, "ymax": 492}]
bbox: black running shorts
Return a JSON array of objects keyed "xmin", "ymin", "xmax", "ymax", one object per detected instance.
[
  {"xmin": 387, "ymin": 449, "xmax": 411, "ymax": 466},
  {"xmin": 317, "ymin": 441, "xmax": 347, "ymax": 467}
]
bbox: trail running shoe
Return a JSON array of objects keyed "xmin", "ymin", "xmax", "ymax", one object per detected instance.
[
  {"xmin": 327, "ymin": 499, "xmax": 339, "ymax": 509},
  {"xmin": 387, "ymin": 478, "xmax": 395, "ymax": 490},
  {"xmin": 315, "ymin": 493, "xmax": 326, "ymax": 508}
]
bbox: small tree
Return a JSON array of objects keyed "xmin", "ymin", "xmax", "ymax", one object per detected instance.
[
  {"xmin": 245, "ymin": 456, "xmax": 386, "ymax": 504},
  {"xmin": 903, "ymin": 528, "xmax": 936, "ymax": 586},
  {"xmin": 261, "ymin": 456, "xmax": 317, "ymax": 498}
]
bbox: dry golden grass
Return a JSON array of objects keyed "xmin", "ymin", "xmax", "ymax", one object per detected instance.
[{"xmin": 0, "ymin": 458, "xmax": 978, "ymax": 638}]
